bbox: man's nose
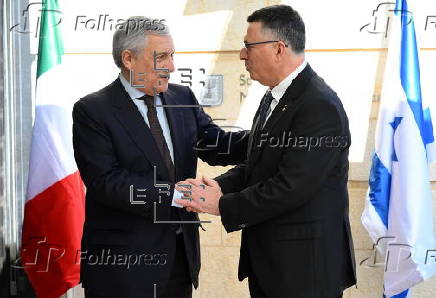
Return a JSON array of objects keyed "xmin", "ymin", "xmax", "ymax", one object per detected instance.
[
  {"xmin": 167, "ymin": 57, "xmax": 175, "ymax": 73},
  {"xmin": 240, "ymin": 48, "xmax": 248, "ymax": 60}
]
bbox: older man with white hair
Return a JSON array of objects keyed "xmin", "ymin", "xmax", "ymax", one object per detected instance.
[{"xmin": 73, "ymin": 16, "xmax": 247, "ymax": 298}]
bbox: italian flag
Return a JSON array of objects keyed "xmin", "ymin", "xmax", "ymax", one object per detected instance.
[{"xmin": 21, "ymin": 0, "xmax": 85, "ymax": 297}]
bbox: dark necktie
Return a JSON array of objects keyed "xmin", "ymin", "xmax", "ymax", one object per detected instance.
[
  {"xmin": 247, "ymin": 91, "xmax": 274, "ymax": 158},
  {"xmin": 140, "ymin": 95, "xmax": 176, "ymax": 182}
]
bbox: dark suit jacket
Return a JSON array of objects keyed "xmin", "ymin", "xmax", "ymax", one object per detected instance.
[
  {"xmin": 216, "ymin": 65, "xmax": 357, "ymax": 298},
  {"xmin": 72, "ymin": 78, "xmax": 247, "ymax": 298}
]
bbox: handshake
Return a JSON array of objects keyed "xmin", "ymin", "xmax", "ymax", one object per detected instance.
[{"xmin": 174, "ymin": 177, "xmax": 222, "ymax": 216}]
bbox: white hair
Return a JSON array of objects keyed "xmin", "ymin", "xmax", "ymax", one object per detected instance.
[{"xmin": 112, "ymin": 16, "xmax": 169, "ymax": 68}]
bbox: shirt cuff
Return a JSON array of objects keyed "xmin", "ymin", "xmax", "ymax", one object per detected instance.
[{"xmin": 171, "ymin": 189, "xmax": 184, "ymax": 208}]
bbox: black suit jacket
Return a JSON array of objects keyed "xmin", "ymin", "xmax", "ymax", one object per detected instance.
[
  {"xmin": 72, "ymin": 78, "xmax": 247, "ymax": 298},
  {"xmin": 217, "ymin": 65, "xmax": 357, "ymax": 298}
]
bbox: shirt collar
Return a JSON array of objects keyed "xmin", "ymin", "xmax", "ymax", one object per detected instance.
[
  {"xmin": 119, "ymin": 73, "xmax": 145, "ymax": 100},
  {"xmin": 270, "ymin": 60, "xmax": 307, "ymax": 101}
]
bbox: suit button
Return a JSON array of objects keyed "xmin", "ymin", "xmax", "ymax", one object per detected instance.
[{"xmin": 239, "ymin": 224, "xmax": 246, "ymax": 228}]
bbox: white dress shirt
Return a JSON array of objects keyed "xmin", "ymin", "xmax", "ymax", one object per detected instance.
[{"xmin": 264, "ymin": 61, "xmax": 307, "ymax": 125}]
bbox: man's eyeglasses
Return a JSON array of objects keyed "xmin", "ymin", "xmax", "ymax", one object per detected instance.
[{"xmin": 242, "ymin": 40, "xmax": 288, "ymax": 49}]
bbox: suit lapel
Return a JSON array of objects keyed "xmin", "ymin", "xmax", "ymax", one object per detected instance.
[
  {"xmin": 160, "ymin": 89, "xmax": 185, "ymax": 181},
  {"xmin": 110, "ymin": 78, "xmax": 171, "ymax": 180},
  {"xmin": 248, "ymin": 64, "xmax": 315, "ymax": 167}
]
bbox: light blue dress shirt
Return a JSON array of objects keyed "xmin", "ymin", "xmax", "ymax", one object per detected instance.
[
  {"xmin": 119, "ymin": 74, "xmax": 183, "ymax": 207},
  {"xmin": 119, "ymin": 74, "xmax": 175, "ymax": 162}
]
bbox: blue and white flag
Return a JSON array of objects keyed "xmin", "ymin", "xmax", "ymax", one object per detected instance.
[{"xmin": 362, "ymin": 0, "xmax": 436, "ymax": 297}]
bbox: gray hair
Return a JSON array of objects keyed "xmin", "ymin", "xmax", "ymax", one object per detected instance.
[{"xmin": 112, "ymin": 16, "xmax": 169, "ymax": 68}]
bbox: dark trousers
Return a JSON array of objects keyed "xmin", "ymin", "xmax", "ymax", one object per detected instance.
[
  {"xmin": 248, "ymin": 275, "xmax": 343, "ymax": 298},
  {"xmin": 248, "ymin": 275, "xmax": 269, "ymax": 298},
  {"xmin": 160, "ymin": 233, "xmax": 192, "ymax": 298},
  {"xmin": 85, "ymin": 234, "xmax": 192, "ymax": 298}
]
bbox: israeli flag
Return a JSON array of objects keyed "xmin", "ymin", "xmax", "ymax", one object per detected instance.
[{"xmin": 361, "ymin": 1, "xmax": 436, "ymax": 297}]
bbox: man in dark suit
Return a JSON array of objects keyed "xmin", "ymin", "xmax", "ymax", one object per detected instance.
[
  {"xmin": 176, "ymin": 5, "xmax": 357, "ymax": 298},
  {"xmin": 72, "ymin": 17, "xmax": 246, "ymax": 298}
]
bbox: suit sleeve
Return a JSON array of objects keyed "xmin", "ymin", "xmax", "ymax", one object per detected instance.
[
  {"xmin": 219, "ymin": 97, "xmax": 349, "ymax": 232},
  {"xmin": 214, "ymin": 164, "xmax": 247, "ymax": 194},
  {"xmin": 188, "ymin": 87, "xmax": 250, "ymax": 166},
  {"xmin": 72, "ymin": 100, "xmax": 174, "ymax": 218}
]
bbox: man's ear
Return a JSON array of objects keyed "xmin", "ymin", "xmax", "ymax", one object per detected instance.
[
  {"xmin": 121, "ymin": 49, "xmax": 134, "ymax": 70},
  {"xmin": 276, "ymin": 41, "xmax": 287, "ymax": 56},
  {"xmin": 274, "ymin": 43, "xmax": 285, "ymax": 63}
]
